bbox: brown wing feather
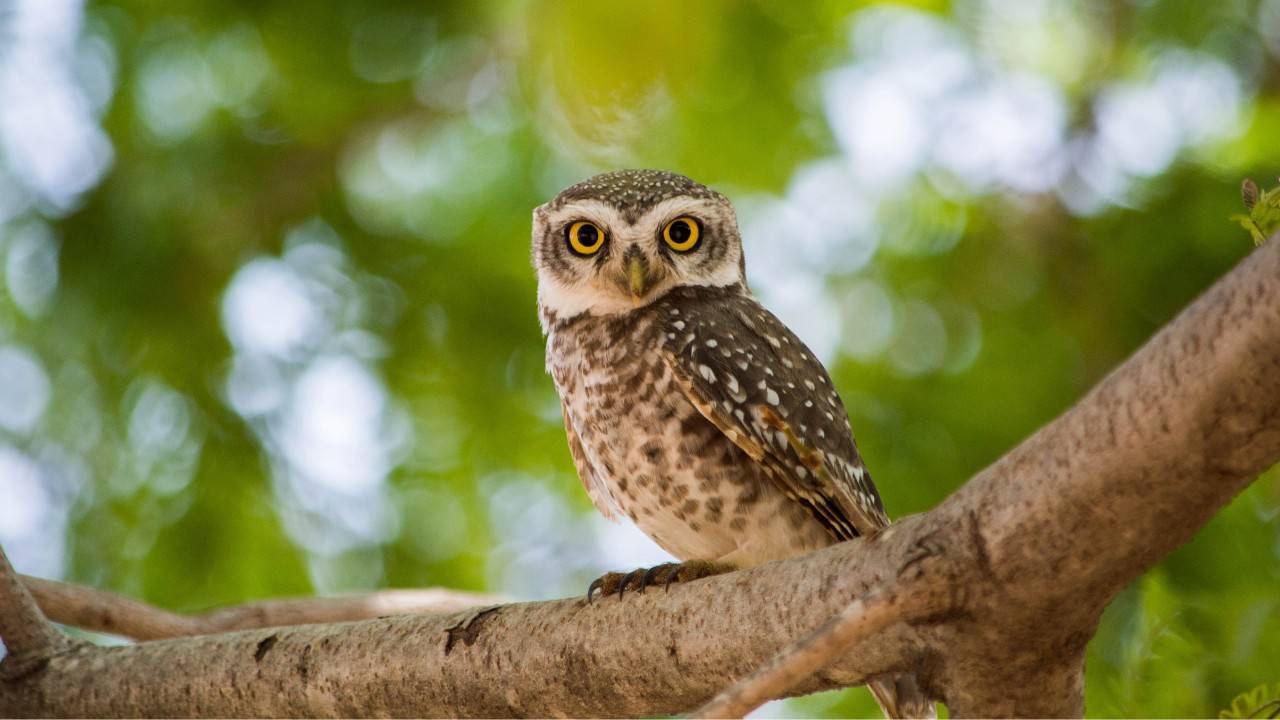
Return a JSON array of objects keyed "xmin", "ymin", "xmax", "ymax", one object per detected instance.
[
  {"xmin": 559, "ymin": 396, "xmax": 618, "ymax": 520},
  {"xmin": 657, "ymin": 287, "xmax": 889, "ymax": 539},
  {"xmin": 665, "ymin": 366, "xmax": 865, "ymax": 540}
]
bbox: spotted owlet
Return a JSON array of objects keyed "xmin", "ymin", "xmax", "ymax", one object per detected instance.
[{"xmin": 533, "ymin": 170, "xmax": 930, "ymax": 718}]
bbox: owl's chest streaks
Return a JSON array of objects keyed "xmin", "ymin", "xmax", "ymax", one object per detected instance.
[
  {"xmin": 545, "ymin": 304, "xmax": 835, "ymax": 564},
  {"xmin": 550, "ymin": 312, "xmax": 685, "ymax": 484},
  {"xmin": 549, "ymin": 313, "xmax": 662, "ymax": 421}
]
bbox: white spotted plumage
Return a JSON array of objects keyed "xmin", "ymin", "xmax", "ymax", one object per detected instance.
[
  {"xmin": 533, "ymin": 170, "xmax": 921, "ymax": 717},
  {"xmin": 534, "ymin": 169, "xmax": 890, "ymax": 560}
]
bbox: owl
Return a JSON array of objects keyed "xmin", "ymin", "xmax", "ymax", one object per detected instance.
[{"xmin": 532, "ymin": 170, "xmax": 929, "ymax": 718}]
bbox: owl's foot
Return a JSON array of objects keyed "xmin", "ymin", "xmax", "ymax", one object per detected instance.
[{"xmin": 586, "ymin": 559, "xmax": 732, "ymax": 602}]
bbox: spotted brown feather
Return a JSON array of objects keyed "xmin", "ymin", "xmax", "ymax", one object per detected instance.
[{"xmin": 655, "ymin": 285, "xmax": 889, "ymax": 540}]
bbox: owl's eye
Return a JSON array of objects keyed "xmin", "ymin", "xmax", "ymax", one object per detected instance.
[
  {"xmin": 662, "ymin": 216, "xmax": 701, "ymax": 252},
  {"xmin": 565, "ymin": 221, "xmax": 606, "ymax": 256}
]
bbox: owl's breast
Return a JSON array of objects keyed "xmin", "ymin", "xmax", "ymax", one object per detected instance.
[
  {"xmin": 548, "ymin": 312, "xmax": 676, "ymax": 462},
  {"xmin": 545, "ymin": 309, "xmax": 828, "ymax": 563}
]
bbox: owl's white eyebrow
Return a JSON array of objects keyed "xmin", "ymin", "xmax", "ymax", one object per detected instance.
[
  {"xmin": 547, "ymin": 197, "xmax": 722, "ymax": 228},
  {"xmin": 543, "ymin": 199, "xmax": 628, "ymax": 229},
  {"xmin": 632, "ymin": 196, "xmax": 723, "ymax": 226}
]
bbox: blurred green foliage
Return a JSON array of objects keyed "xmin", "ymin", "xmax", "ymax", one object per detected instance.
[{"xmin": 0, "ymin": 0, "xmax": 1277, "ymax": 717}]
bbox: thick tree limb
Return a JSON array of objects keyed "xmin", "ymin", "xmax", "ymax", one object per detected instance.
[
  {"xmin": 921, "ymin": 235, "xmax": 1280, "ymax": 713},
  {"xmin": 0, "ymin": 238, "xmax": 1277, "ymax": 717},
  {"xmin": 691, "ymin": 578, "xmax": 939, "ymax": 719},
  {"xmin": 22, "ymin": 574, "xmax": 503, "ymax": 641},
  {"xmin": 0, "ymin": 539, "xmax": 927, "ymax": 717}
]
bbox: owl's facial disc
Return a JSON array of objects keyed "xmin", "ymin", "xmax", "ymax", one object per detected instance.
[{"xmin": 532, "ymin": 173, "xmax": 746, "ymax": 323}]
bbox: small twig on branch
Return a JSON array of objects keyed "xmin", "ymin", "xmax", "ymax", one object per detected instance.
[
  {"xmin": 23, "ymin": 574, "xmax": 504, "ymax": 641},
  {"xmin": 691, "ymin": 574, "xmax": 940, "ymax": 719},
  {"xmin": 0, "ymin": 547, "xmax": 69, "ymax": 675}
]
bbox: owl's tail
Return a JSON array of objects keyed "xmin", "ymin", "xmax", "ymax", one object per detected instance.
[{"xmin": 869, "ymin": 676, "xmax": 935, "ymax": 719}]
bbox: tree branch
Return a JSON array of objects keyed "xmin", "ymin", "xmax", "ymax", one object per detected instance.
[
  {"xmin": 22, "ymin": 574, "xmax": 504, "ymax": 641},
  {"xmin": 0, "ymin": 536, "xmax": 924, "ymax": 717},
  {"xmin": 691, "ymin": 577, "xmax": 941, "ymax": 719},
  {"xmin": 0, "ymin": 548, "xmax": 70, "ymax": 678},
  {"xmin": 1, "ymin": 238, "xmax": 1276, "ymax": 717}
]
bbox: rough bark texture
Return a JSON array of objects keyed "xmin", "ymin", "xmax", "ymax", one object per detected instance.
[
  {"xmin": 23, "ymin": 575, "xmax": 502, "ymax": 641},
  {"xmin": 2, "ymin": 543, "xmax": 921, "ymax": 718},
  {"xmin": 692, "ymin": 582, "xmax": 940, "ymax": 719},
  {"xmin": 1, "ymin": 238, "xmax": 1277, "ymax": 718}
]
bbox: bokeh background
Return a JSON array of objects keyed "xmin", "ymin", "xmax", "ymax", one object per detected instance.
[{"xmin": 1, "ymin": 0, "xmax": 1278, "ymax": 716}]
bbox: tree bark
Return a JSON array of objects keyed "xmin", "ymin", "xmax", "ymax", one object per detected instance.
[
  {"xmin": 0, "ymin": 548, "xmax": 74, "ymax": 681},
  {"xmin": 1, "ymin": 238, "xmax": 1277, "ymax": 718},
  {"xmin": 22, "ymin": 575, "xmax": 502, "ymax": 641},
  {"xmin": 692, "ymin": 581, "xmax": 939, "ymax": 718}
]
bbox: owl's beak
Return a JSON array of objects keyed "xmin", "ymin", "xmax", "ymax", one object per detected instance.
[{"xmin": 625, "ymin": 253, "xmax": 651, "ymax": 299}]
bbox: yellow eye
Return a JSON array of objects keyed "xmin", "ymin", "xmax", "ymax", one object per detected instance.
[
  {"xmin": 566, "ymin": 221, "xmax": 606, "ymax": 256},
  {"xmin": 662, "ymin": 216, "xmax": 701, "ymax": 252}
]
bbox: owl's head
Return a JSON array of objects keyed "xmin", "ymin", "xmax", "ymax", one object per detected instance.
[{"xmin": 532, "ymin": 169, "xmax": 746, "ymax": 324}]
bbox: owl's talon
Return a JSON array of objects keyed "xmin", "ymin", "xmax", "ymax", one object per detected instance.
[
  {"xmin": 585, "ymin": 569, "xmax": 641, "ymax": 602},
  {"xmin": 667, "ymin": 559, "xmax": 731, "ymax": 589},
  {"xmin": 639, "ymin": 562, "xmax": 678, "ymax": 594},
  {"xmin": 587, "ymin": 572, "xmax": 627, "ymax": 602},
  {"xmin": 586, "ymin": 560, "xmax": 732, "ymax": 603},
  {"xmin": 663, "ymin": 564, "xmax": 683, "ymax": 591},
  {"xmin": 617, "ymin": 568, "xmax": 646, "ymax": 598}
]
